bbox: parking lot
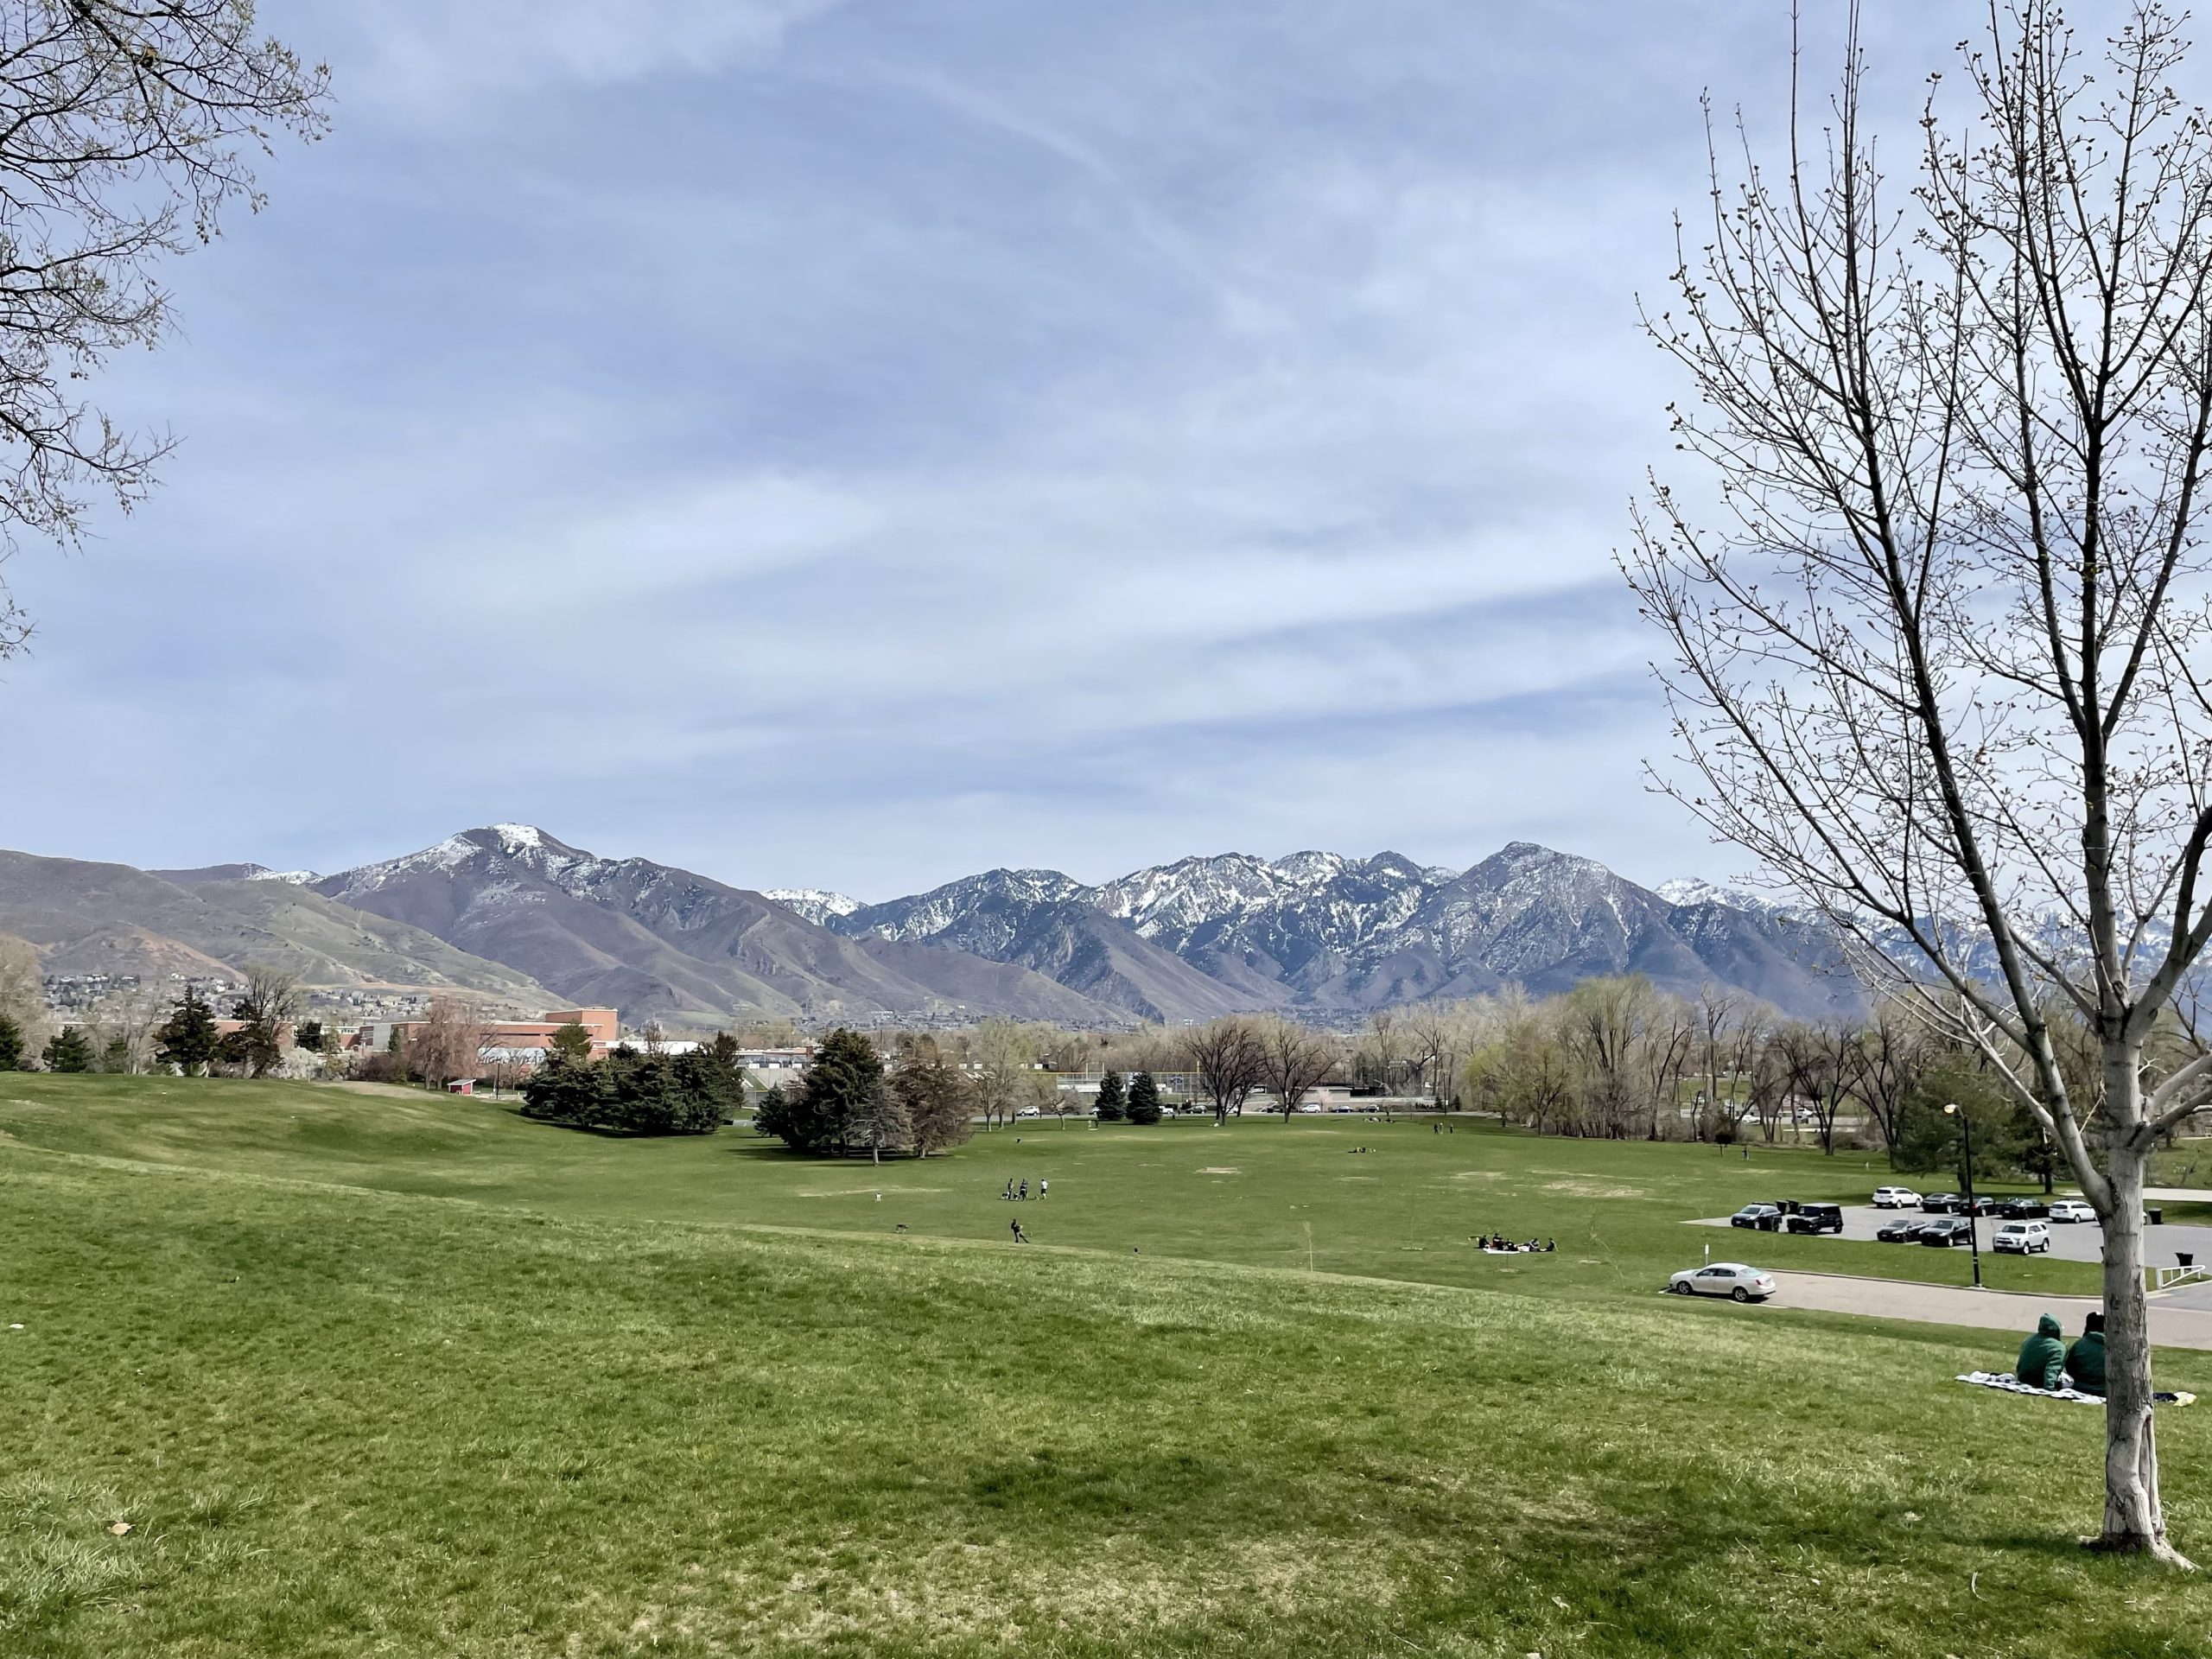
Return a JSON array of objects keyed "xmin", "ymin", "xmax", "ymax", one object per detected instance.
[{"xmin": 1692, "ymin": 1203, "xmax": 2212, "ymax": 1268}]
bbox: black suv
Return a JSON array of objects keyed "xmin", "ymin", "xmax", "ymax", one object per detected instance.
[
  {"xmin": 1784, "ymin": 1204, "xmax": 1845, "ymax": 1235},
  {"xmin": 1917, "ymin": 1217, "xmax": 1975, "ymax": 1247}
]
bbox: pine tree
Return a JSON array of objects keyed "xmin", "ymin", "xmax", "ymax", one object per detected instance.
[
  {"xmin": 1094, "ymin": 1069, "xmax": 1127, "ymax": 1122},
  {"xmin": 41, "ymin": 1026, "xmax": 92, "ymax": 1072},
  {"xmin": 758, "ymin": 1028, "xmax": 886, "ymax": 1154},
  {"xmin": 1126, "ymin": 1070, "xmax": 1162, "ymax": 1125},
  {"xmin": 154, "ymin": 988, "xmax": 220, "ymax": 1076},
  {"xmin": 0, "ymin": 1013, "xmax": 24, "ymax": 1072},
  {"xmin": 548, "ymin": 1020, "xmax": 594, "ymax": 1064},
  {"xmin": 99, "ymin": 1035, "xmax": 132, "ymax": 1074}
]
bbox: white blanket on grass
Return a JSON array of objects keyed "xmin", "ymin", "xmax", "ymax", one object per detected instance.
[
  {"xmin": 1956, "ymin": 1370, "xmax": 2103, "ymax": 1402},
  {"xmin": 1957, "ymin": 1371, "xmax": 2196, "ymax": 1406}
]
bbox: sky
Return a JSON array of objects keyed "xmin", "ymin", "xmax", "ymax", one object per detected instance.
[{"xmin": 0, "ymin": 1, "xmax": 1967, "ymax": 900}]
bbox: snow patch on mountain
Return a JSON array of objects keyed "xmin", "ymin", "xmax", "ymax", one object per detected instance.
[{"xmin": 765, "ymin": 887, "xmax": 865, "ymax": 925}]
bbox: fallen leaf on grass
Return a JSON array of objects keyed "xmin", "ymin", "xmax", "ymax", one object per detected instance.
[{"xmin": 109, "ymin": 1522, "xmax": 131, "ymax": 1535}]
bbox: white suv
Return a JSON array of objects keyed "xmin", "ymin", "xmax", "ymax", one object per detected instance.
[
  {"xmin": 1993, "ymin": 1219, "xmax": 2053, "ymax": 1255},
  {"xmin": 1872, "ymin": 1185, "xmax": 1920, "ymax": 1209},
  {"xmin": 2048, "ymin": 1199, "xmax": 2096, "ymax": 1224}
]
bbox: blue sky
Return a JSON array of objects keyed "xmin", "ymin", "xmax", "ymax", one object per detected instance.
[{"xmin": 0, "ymin": 1, "xmax": 1955, "ymax": 899}]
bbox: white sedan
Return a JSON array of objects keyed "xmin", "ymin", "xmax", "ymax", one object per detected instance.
[{"xmin": 1669, "ymin": 1262, "xmax": 1777, "ymax": 1303}]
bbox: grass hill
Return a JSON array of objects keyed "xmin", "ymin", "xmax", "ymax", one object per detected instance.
[{"xmin": 4, "ymin": 1077, "xmax": 2209, "ymax": 1656}]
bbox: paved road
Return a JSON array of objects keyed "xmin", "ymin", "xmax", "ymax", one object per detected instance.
[
  {"xmin": 1761, "ymin": 1271, "xmax": 2212, "ymax": 1351},
  {"xmin": 1694, "ymin": 1204, "xmax": 2212, "ymax": 1268}
]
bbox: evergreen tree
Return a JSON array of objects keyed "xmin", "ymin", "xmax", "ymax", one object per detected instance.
[
  {"xmin": 757, "ymin": 1027, "xmax": 886, "ymax": 1154},
  {"xmin": 1891, "ymin": 1054, "xmax": 2031, "ymax": 1182},
  {"xmin": 892, "ymin": 1037, "xmax": 976, "ymax": 1156},
  {"xmin": 0, "ymin": 1013, "xmax": 25, "ymax": 1071},
  {"xmin": 295, "ymin": 1020, "xmax": 326, "ymax": 1054},
  {"xmin": 41, "ymin": 1026, "xmax": 92, "ymax": 1072},
  {"xmin": 99, "ymin": 1034, "xmax": 132, "ymax": 1074},
  {"xmin": 154, "ymin": 988, "xmax": 220, "ymax": 1076},
  {"xmin": 1125, "ymin": 1070, "xmax": 1162, "ymax": 1125},
  {"xmin": 548, "ymin": 1020, "xmax": 594, "ymax": 1065},
  {"xmin": 1094, "ymin": 1068, "xmax": 1127, "ymax": 1122}
]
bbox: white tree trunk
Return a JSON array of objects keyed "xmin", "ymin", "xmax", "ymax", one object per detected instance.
[{"xmin": 2094, "ymin": 1048, "xmax": 2188, "ymax": 1562}]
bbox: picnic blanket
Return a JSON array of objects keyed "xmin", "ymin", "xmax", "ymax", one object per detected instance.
[{"xmin": 1957, "ymin": 1371, "xmax": 2196, "ymax": 1406}]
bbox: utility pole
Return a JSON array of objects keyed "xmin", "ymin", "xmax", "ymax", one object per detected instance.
[{"xmin": 1945, "ymin": 1101, "xmax": 1983, "ymax": 1290}]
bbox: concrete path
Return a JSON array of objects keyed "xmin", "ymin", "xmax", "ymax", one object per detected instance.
[
  {"xmin": 2145, "ymin": 1187, "xmax": 2212, "ymax": 1202},
  {"xmin": 1766, "ymin": 1271, "xmax": 2212, "ymax": 1351}
]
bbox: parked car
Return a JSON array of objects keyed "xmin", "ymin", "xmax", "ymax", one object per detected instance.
[
  {"xmin": 1015, "ymin": 1106, "xmax": 1043, "ymax": 1119},
  {"xmin": 1997, "ymin": 1198, "xmax": 2050, "ymax": 1220},
  {"xmin": 1729, "ymin": 1205, "xmax": 1781, "ymax": 1230},
  {"xmin": 1917, "ymin": 1217, "xmax": 1976, "ymax": 1247},
  {"xmin": 1784, "ymin": 1203, "xmax": 1845, "ymax": 1235},
  {"xmin": 1872, "ymin": 1185, "xmax": 1920, "ymax": 1209},
  {"xmin": 1876, "ymin": 1217, "xmax": 1925, "ymax": 1243},
  {"xmin": 1667, "ymin": 1262, "xmax": 1777, "ymax": 1302},
  {"xmin": 1921, "ymin": 1192, "xmax": 1962, "ymax": 1213},
  {"xmin": 1961, "ymin": 1194, "xmax": 2006, "ymax": 1217},
  {"xmin": 1993, "ymin": 1220, "xmax": 2053, "ymax": 1255},
  {"xmin": 2049, "ymin": 1199, "xmax": 2097, "ymax": 1224}
]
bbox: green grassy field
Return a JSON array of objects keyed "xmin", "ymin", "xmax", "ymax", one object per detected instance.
[
  {"xmin": 5, "ymin": 1076, "xmax": 2209, "ymax": 1656},
  {"xmin": 0, "ymin": 1076, "xmax": 2120, "ymax": 1301}
]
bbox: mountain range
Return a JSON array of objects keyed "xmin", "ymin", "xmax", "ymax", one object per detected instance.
[{"xmin": 0, "ymin": 824, "xmax": 1862, "ymax": 1027}]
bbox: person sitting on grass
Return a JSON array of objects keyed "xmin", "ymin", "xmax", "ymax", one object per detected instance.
[
  {"xmin": 2064, "ymin": 1310, "xmax": 2107, "ymax": 1397},
  {"xmin": 2014, "ymin": 1313, "xmax": 2065, "ymax": 1390}
]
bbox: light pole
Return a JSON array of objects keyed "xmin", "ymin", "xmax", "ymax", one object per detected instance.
[{"xmin": 1944, "ymin": 1101, "xmax": 1984, "ymax": 1289}]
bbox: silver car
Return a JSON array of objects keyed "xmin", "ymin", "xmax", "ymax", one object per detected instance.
[{"xmin": 1668, "ymin": 1262, "xmax": 1777, "ymax": 1303}]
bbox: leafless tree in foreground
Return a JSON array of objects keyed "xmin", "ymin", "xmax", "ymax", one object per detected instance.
[
  {"xmin": 0, "ymin": 3, "xmax": 329, "ymax": 652},
  {"xmin": 1624, "ymin": 1, "xmax": 2212, "ymax": 1560}
]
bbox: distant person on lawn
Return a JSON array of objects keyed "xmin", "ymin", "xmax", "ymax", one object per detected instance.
[
  {"xmin": 2065, "ymin": 1311, "xmax": 2107, "ymax": 1397},
  {"xmin": 2014, "ymin": 1313, "xmax": 2066, "ymax": 1390}
]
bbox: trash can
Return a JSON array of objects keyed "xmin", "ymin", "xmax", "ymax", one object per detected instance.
[
  {"xmin": 2179, "ymin": 1252, "xmax": 2196, "ymax": 1269},
  {"xmin": 2149, "ymin": 1206, "xmax": 2164, "ymax": 1225}
]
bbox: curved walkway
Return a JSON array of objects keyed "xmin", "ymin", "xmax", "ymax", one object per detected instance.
[{"xmin": 1768, "ymin": 1270, "xmax": 2212, "ymax": 1351}]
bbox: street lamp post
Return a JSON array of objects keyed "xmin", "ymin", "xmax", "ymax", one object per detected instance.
[{"xmin": 1944, "ymin": 1101, "xmax": 1984, "ymax": 1289}]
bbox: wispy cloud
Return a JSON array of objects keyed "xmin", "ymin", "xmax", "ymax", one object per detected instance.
[{"xmin": 0, "ymin": 1, "xmax": 1975, "ymax": 895}]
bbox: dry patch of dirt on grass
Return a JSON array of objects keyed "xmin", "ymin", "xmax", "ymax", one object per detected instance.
[
  {"xmin": 797, "ymin": 1186, "xmax": 950, "ymax": 1198},
  {"xmin": 1541, "ymin": 1179, "xmax": 1649, "ymax": 1200},
  {"xmin": 673, "ymin": 1531, "xmax": 1420, "ymax": 1649}
]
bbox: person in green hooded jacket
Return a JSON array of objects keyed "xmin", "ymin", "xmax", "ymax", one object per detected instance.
[
  {"xmin": 2015, "ymin": 1313, "xmax": 2066, "ymax": 1389},
  {"xmin": 2064, "ymin": 1311, "xmax": 2107, "ymax": 1397}
]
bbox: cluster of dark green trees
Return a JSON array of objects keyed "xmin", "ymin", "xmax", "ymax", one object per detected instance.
[
  {"xmin": 0, "ymin": 1015, "xmax": 135, "ymax": 1073},
  {"xmin": 753, "ymin": 1029, "xmax": 976, "ymax": 1159},
  {"xmin": 1088, "ymin": 1069, "xmax": 1163, "ymax": 1124},
  {"xmin": 520, "ymin": 1033, "xmax": 748, "ymax": 1136}
]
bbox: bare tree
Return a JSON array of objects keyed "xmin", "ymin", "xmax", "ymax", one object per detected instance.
[
  {"xmin": 1183, "ymin": 1017, "xmax": 1264, "ymax": 1125},
  {"xmin": 966, "ymin": 1017, "xmax": 1040, "ymax": 1130},
  {"xmin": 0, "ymin": 931, "xmax": 50, "ymax": 1052},
  {"xmin": 0, "ymin": 4, "xmax": 329, "ymax": 652},
  {"xmin": 407, "ymin": 996, "xmax": 489, "ymax": 1091},
  {"xmin": 1774, "ymin": 1023, "xmax": 1867, "ymax": 1156},
  {"xmin": 1253, "ymin": 1014, "xmax": 1339, "ymax": 1122},
  {"xmin": 1624, "ymin": 3, "xmax": 2212, "ymax": 1556},
  {"xmin": 1692, "ymin": 986, "xmax": 1741, "ymax": 1140},
  {"xmin": 1856, "ymin": 1003, "xmax": 1928, "ymax": 1158}
]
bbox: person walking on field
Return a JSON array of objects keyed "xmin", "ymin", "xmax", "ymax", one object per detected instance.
[
  {"xmin": 1011, "ymin": 1218, "xmax": 1028, "ymax": 1243},
  {"xmin": 1039, "ymin": 1179, "xmax": 1048, "ymax": 1200}
]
